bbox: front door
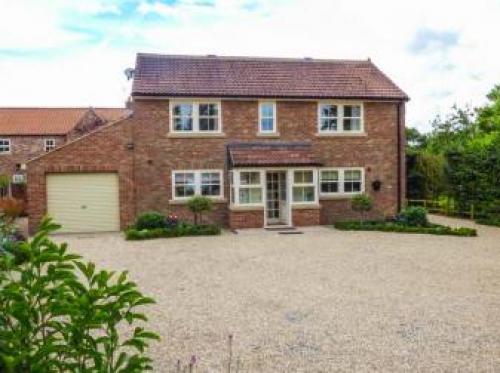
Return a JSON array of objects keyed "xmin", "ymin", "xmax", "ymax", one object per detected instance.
[{"xmin": 266, "ymin": 171, "xmax": 289, "ymax": 226}]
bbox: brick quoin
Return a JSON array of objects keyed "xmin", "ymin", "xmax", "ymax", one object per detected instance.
[{"xmin": 27, "ymin": 100, "xmax": 405, "ymax": 232}]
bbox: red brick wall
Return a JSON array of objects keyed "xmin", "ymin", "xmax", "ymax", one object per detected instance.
[
  {"xmin": 292, "ymin": 207, "xmax": 321, "ymax": 226},
  {"xmin": 229, "ymin": 209, "xmax": 264, "ymax": 229},
  {"xmin": 27, "ymin": 99, "xmax": 405, "ymax": 231},
  {"xmin": 0, "ymin": 136, "xmax": 65, "ymax": 177}
]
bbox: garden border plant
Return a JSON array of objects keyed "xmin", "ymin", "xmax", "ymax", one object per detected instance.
[
  {"xmin": 334, "ymin": 205, "xmax": 477, "ymax": 237},
  {"xmin": 125, "ymin": 197, "xmax": 221, "ymax": 241}
]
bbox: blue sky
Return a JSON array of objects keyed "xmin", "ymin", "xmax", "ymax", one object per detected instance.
[{"xmin": 1, "ymin": 0, "xmax": 499, "ymax": 131}]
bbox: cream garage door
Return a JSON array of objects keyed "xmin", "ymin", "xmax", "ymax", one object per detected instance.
[{"xmin": 47, "ymin": 173, "xmax": 120, "ymax": 233}]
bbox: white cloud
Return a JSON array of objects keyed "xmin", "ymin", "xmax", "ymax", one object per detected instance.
[{"xmin": 1, "ymin": 0, "xmax": 500, "ymax": 131}]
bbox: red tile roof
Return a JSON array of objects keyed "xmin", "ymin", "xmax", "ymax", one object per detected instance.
[
  {"xmin": 228, "ymin": 142, "xmax": 322, "ymax": 167},
  {"xmin": 0, "ymin": 108, "xmax": 130, "ymax": 135},
  {"xmin": 132, "ymin": 54, "xmax": 408, "ymax": 100}
]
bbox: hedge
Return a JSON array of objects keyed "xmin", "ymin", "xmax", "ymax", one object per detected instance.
[
  {"xmin": 333, "ymin": 221, "xmax": 477, "ymax": 236},
  {"xmin": 125, "ymin": 223, "xmax": 221, "ymax": 240},
  {"xmin": 475, "ymin": 217, "xmax": 500, "ymax": 227}
]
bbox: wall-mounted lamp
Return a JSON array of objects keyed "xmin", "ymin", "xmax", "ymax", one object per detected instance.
[{"xmin": 372, "ymin": 179, "xmax": 382, "ymax": 192}]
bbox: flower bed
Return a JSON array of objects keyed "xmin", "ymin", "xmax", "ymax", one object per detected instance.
[{"xmin": 334, "ymin": 220, "xmax": 477, "ymax": 236}]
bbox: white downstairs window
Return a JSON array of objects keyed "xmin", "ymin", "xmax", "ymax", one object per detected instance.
[
  {"xmin": 319, "ymin": 168, "xmax": 364, "ymax": 195},
  {"xmin": 172, "ymin": 170, "xmax": 223, "ymax": 200},
  {"xmin": 292, "ymin": 170, "xmax": 316, "ymax": 203},
  {"xmin": 230, "ymin": 170, "xmax": 264, "ymax": 206}
]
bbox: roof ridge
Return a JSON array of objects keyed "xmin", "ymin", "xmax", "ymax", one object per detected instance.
[{"xmin": 137, "ymin": 52, "xmax": 370, "ymax": 64}]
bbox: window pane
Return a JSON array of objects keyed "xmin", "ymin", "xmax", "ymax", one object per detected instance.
[
  {"xmin": 320, "ymin": 118, "xmax": 337, "ymax": 131},
  {"xmin": 173, "ymin": 103, "xmax": 193, "ymax": 116},
  {"xmin": 321, "ymin": 170, "xmax": 338, "ymax": 181},
  {"xmin": 293, "ymin": 186, "xmax": 315, "ymax": 202},
  {"xmin": 199, "ymin": 118, "xmax": 218, "ymax": 131},
  {"xmin": 344, "ymin": 170, "xmax": 361, "ymax": 181},
  {"xmin": 321, "ymin": 182, "xmax": 338, "ymax": 193},
  {"xmin": 344, "ymin": 182, "xmax": 361, "ymax": 192},
  {"xmin": 201, "ymin": 184, "xmax": 220, "ymax": 196},
  {"xmin": 174, "ymin": 117, "xmax": 193, "ymax": 131},
  {"xmin": 240, "ymin": 172, "xmax": 260, "ymax": 185},
  {"xmin": 343, "ymin": 105, "xmax": 361, "ymax": 117},
  {"xmin": 175, "ymin": 173, "xmax": 195, "ymax": 184},
  {"xmin": 320, "ymin": 104, "xmax": 337, "ymax": 117},
  {"xmin": 343, "ymin": 118, "xmax": 361, "ymax": 131},
  {"xmin": 175, "ymin": 185, "xmax": 195, "ymax": 197},
  {"xmin": 239, "ymin": 187, "xmax": 262, "ymax": 204},
  {"xmin": 260, "ymin": 103, "xmax": 274, "ymax": 117},
  {"xmin": 201, "ymin": 172, "xmax": 219, "ymax": 184},
  {"xmin": 294, "ymin": 171, "xmax": 313, "ymax": 183},
  {"xmin": 261, "ymin": 118, "xmax": 274, "ymax": 131}
]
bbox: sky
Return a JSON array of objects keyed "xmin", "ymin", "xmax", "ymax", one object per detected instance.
[{"xmin": 1, "ymin": 0, "xmax": 499, "ymax": 132}]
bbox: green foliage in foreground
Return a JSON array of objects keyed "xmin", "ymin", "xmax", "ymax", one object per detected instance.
[
  {"xmin": 0, "ymin": 217, "xmax": 159, "ymax": 372},
  {"xmin": 334, "ymin": 220, "xmax": 477, "ymax": 236},
  {"xmin": 125, "ymin": 222, "xmax": 221, "ymax": 241}
]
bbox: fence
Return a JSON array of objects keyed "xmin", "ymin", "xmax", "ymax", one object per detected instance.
[{"xmin": 405, "ymin": 199, "xmax": 480, "ymax": 220}]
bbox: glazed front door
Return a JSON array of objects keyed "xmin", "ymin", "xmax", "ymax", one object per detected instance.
[{"xmin": 266, "ymin": 171, "xmax": 288, "ymax": 225}]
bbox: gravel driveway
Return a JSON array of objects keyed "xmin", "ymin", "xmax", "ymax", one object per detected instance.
[{"xmin": 56, "ymin": 216, "xmax": 500, "ymax": 372}]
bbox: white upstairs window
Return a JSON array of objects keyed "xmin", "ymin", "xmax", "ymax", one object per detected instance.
[{"xmin": 170, "ymin": 101, "xmax": 221, "ymax": 133}]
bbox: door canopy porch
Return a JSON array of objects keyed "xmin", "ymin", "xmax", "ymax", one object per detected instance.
[{"xmin": 227, "ymin": 142, "xmax": 322, "ymax": 168}]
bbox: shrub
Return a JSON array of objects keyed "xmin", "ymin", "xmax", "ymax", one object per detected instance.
[
  {"xmin": 398, "ymin": 206, "xmax": 429, "ymax": 227},
  {"xmin": 0, "ymin": 217, "xmax": 159, "ymax": 372},
  {"xmin": 333, "ymin": 220, "xmax": 476, "ymax": 236},
  {"xmin": 351, "ymin": 193, "xmax": 373, "ymax": 223},
  {"xmin": 0, "ymin": 197, "xmax": 26, "ymax": 222},
  {"xmin": 135, "ymin": 211, "xmax": 166, "ymax": 230},
  {"xmin": 187, "ymin": 196, "xmax": 213, "ymax": 225},
  {"xmin": 125, "ymin": 223, "xmax": 221, "ymax": 241}
]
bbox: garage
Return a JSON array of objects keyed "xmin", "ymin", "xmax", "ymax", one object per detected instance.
[{"xmin": 46, "ymin": 173, "xmax": 120, "ymax": 233}]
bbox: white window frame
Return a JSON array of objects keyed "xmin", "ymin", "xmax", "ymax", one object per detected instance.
[
  {"xmin": 317, "ymin": 101, "xmax": 364, "ymax": 133},
  {"xmin": 44, "ymin": 138, "xmax": 56, "ymax": 152},
  {"xmin": 169, "ymin": 100, "xmax": 222, "ymax": 133},
  {"xmin": 258, "ymin": 101, "xmax": 277, "ymax": 134},
  {"xmin": 172, "ymin": 170, "xmax": 224, "ymax": 200},
  {"xmin": 230, "ymin": 169, "xmax": 265, "ymax": 206},
  {"xmin": 0, "ymin": 138, "xmax": 11, "ymax": 154},
  {"xmin": 319, "ymin": 167, "xmax": 365, "ymax": 196},
  {"xmin": 292, "ymin": 169, "xmax": 318, "ymax": 204}
]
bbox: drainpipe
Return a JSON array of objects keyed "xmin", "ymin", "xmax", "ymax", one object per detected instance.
[{"xmin": 396, "ymin": 101, "xmax": 404, "ymax": 212}]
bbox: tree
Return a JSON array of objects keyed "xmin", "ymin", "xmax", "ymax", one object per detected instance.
[
  {"xmin": 187, "ymin": 196, "xmax": 213, "ymax": 225},
  {"xmin": 351, "ymin": 193, "xmax": 373, "ymax": 224}
]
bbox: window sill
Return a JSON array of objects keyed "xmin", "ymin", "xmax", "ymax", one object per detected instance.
[
  {"xmin": 169, "ymin": 198, "xmax": 227, "ymax": 205},
  {"xmin": 316, "ymin": 132, "xmax": 367, "ymax": 137},
  {"xmin": 167, "ymin": 132, "xmax": 226, "ymax": 138},
  {"xmin": 256, "ymin": 132, "xmax": 280, "ymax": 138},
  {"xmin": 319, "ymin": 193, "xmax": 362, "ymax": 200},
  {"xmin": 292, "ymin": 203, "xmax": 321, "ymax": 210},
  {"xmin": 229, "ymin": 204, "xmax": 265, "ymax": 211}
]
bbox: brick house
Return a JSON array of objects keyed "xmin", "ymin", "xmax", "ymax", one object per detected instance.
[
  {"xmin": 27, "ymin": 54, "xmax": 408, "ymax": 233},
  {"xmin": 0, "ymin": 107, "xmax": 129, "ymax": 197}
]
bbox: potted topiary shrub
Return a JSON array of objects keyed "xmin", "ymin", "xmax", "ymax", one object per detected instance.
[
  {"xmin": 187, "ymin": 196, "xmax": 213, "ymax": 225},
  {"xmin": 351, "ymin": 193, "xmax": 373, "ymax": 225}
]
